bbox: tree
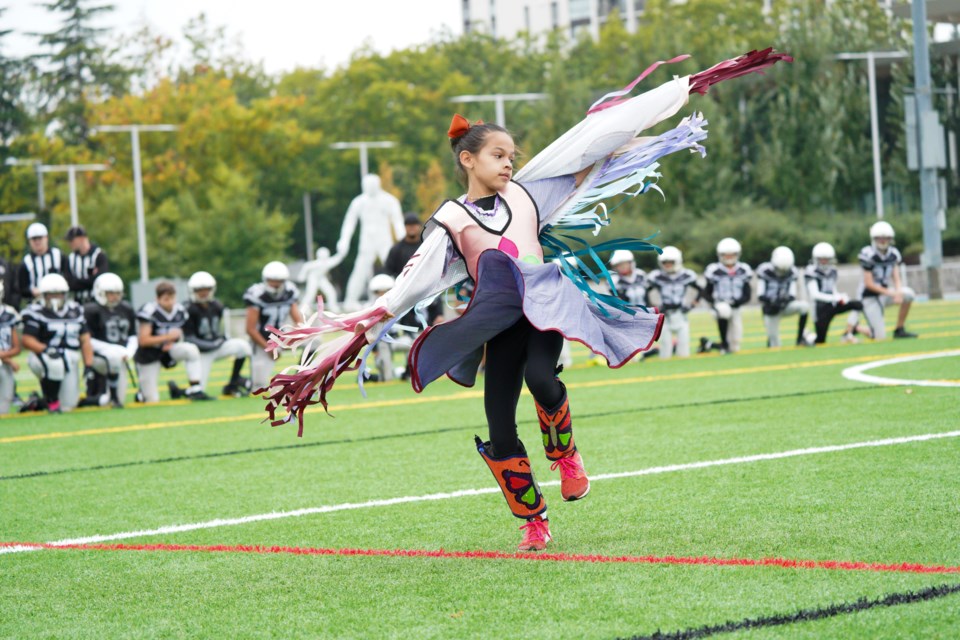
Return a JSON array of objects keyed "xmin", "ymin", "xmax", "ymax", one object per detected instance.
[
  {"xmin": 0, "ymin": 9, "xmax": 32, "ymax": 150},
  {"xmin": 32, "ymin": 0, "xmax": 129, "ymax": 144}
]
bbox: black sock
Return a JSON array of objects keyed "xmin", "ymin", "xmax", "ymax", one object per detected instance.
[
  {"xmin": 40, "ymin": 379, "xmax": 62, "ymax": 404},
  {"xmin": 231, "ymin": 357, "xmax": 246, "ymax": 382},
  {"xmin": 797, "ymin": 313, "xmax": 808, "ymax": 342},
  {"xmin": 717, "ymin": 318, "xmax": 730, "ymax": 349}
]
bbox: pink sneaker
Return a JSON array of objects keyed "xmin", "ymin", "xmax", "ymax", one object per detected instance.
[
  {"xmin": 551, "ymin": 451, "xmax": 590, "ymax": 501},
  {"xmin": 518, "ymin": 518, "xmax": 552, "ymax": 551}
]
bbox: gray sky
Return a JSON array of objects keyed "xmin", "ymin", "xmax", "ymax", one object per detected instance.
[{"xmin": 3, "ymin": 0, "xmax": 463, "ymax": 74}]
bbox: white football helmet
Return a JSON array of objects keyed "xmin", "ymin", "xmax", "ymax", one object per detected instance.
[
  {"xmin": 262, "ymin": 261, "xmax": 290, "ymax": 295},
  {"xmin": 716, "ymin": 237, "xmax": 741, "ymax": 266},
  {"xmin": 658, "ymin": 246, "xmax": 682, "ymax": 273},
  {"xmin": 367, "ymin": 274, "xmax": 395, "ymax": 296},
  {"xmin": 38, "ymin": 273, "xmax": 69, "ymax": 313},
  {"xmin": 870, "ymin": 220, "xmax": 895, "ymax": 253},
  {"xmin": 770, "ymin": 246, "xmax": 795, "ymax": 275},
  {"xmin": 188, "ymin": 271, "xmax": 217, "ymax": 302},
  {"xmin": 608, "ymin": 249, "xmax": 635, "ymax": 267},
  {"xmin": 811, "ymin": 242, "xmax": 836, "ymax": 266},
  {"xmin": 93, "ymin": 273, "xmax": 125, "ymax": 308}
]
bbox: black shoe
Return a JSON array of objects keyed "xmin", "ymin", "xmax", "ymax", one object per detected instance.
[
  {"xmin": 77, "ymin": 395, "xmax": 101, "ymax": 407},
  {"xmin": 168, "ymin": 381, "xmax": 184, "ymax": 399},
  {"xmin": 894, "ymin": 327, "xmax": 918, "ymax": 339},
  {"xmin": 134, "ymin": 390, "xmax": 145, "ymax": 403},
  {"xmin": 185, "ymin": 388, "xmax": 214, "ymax": 401},
  {"xmin": 698, "ymin": 337, "xmax": 712, "ymax": 354},
  {"xmin": 20, "ymin": 392, "xmax": 47, "ymax": 413},
  {"xmin": 796, "ymin": 338, "xmax": 815, "ymax": 347}
]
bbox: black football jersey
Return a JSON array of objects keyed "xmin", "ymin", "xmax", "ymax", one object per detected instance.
[
  {"xmin": 134, "ymin": 301, "xmax": 189, "ymax": 364},
  {"xmin": 858, "ymin": 245, "xmax": 902, "ymax": 297},
  {"xmin": 804, "ymin": 264, "xmax": 839, "ymax": 297},
  {"xmin": 756, "ymin": 262, "xmax": 799, "ymax": 303},
  {"xmin": 184, "ymin": 300, "xmax": 227, "ymax": 352},
  {"xmin": 610, "ymin": 270, "xmax": 647, "ymax": 307},
  {"xmin": 647, "ymin": 268, "xmax": 699, "ymax": 310},
  {"xmin": 84, "ymin": 301, "xmax": 136, "ymax": 346},
  {"xmin": 704, "ymin": 262, "xmax": 753, "ymax": 304},
  {"xmin": 22, "ymin": 301, "xmax": 88, "ymax": 350},
  {"xmin": 243, "ymin": 282, "xmax": 299, "ymax": 339},
  {"xmin": 0, "ymin": 304, "xmax": 21, "ymax": 352}
]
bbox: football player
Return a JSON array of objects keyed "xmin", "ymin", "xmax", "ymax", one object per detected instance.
[
  {"xmin": 0, "ymin": 281, "xmax": 22, "ymax": 413},
  {"xmin": 244, "ymin": 261, "xmax": 303, "ymax": 390},
  {"xmin": 134, "ymin": 281, "xmax": 210, "ymax": 402},
  {"xmin": 21, "ymin": 274, "xmax": 93, "ymax": 413},
  {"xmin": 84, "ymin": 273, "xmax": 136, "ymax": 408},
  {"xmin": 608, "ymin": 250, "xmax": 647, "ymax": 307},
  {"xmin": 756, "ymin": 246, "xmax": 813, "ymax": 348},
  {"xmin": 858, "ymin": 221, "xmax": 917, "ymax": 340},
  {"xmin": 805, "ymin": 242, "xmax": 866, "ymax": 344},
  {"xmin": 182, "ymin": 271, "xmax": 253, "ymax": 397},
  {"xmin": 645, "ymin": 246, "xmax": 700, "ymax": 359},
  {"xmin": 702, "ymin": 237, "xmax": 753, "ymax": 353}
]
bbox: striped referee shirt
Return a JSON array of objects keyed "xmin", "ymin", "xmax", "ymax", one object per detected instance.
[
  {"xmin": 66, "ymin": 244, "xmax": 108, "ymax": 303},
  {"xmin": 18, "ymin": 248, "xmax": 63, "ymax": 302}
]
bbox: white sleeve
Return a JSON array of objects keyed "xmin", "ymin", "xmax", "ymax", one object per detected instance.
[
  {"xmin": 806, "ymin": 277, "xmax": 835, "ymax": 304},
  {"xmin": 375, "ymin": 229, "xmax": 453, "ymax": 318}
]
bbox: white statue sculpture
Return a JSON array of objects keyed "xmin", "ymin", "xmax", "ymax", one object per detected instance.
[
  {"xmin": 297, "ymin": 246, "xmax": 345, "ymax": 313},
  {"xmin": 337, "ymin": 174, "xmax": 405, "ymax": 306}
]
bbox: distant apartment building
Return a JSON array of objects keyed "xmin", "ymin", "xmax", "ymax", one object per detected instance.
[{"xmin": 462, "ymin": 0, "xmax": 897, "ymax": 41}]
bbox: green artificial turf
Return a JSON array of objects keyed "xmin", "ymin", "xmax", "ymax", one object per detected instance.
[{"xmin": 1, "ymin": 300, "xmax": 958, "ymax": 639}]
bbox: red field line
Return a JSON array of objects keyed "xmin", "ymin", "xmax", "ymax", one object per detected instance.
[{"xmin": 3, "ymin": 541, "xmax": 959, "ymax": 575}]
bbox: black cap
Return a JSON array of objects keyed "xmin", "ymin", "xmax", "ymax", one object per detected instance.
[
  {"xmin": 403, "ymin": 213, "xmax": 421, "ymax": 226},
  {"xmin": 65, "ymin": 225, "xmax": 87, "ymax": 241}
]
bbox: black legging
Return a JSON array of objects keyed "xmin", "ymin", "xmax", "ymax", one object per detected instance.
[
  {"xmin": 814, "ymin": 300, "xmax": 863, "ymax": 343},
  {"xmin": 484, "ymin": 316, "xmax": 564, "ymax": 457}
]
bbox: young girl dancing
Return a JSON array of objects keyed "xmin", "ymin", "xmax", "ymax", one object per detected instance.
[{"xmin": 261, "ymin": 49, "xmax": 791, "ymax": 551}]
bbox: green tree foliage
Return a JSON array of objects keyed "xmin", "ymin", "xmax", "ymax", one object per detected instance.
[{"xmin": 31, "ymin": 0, "xmax": 129, "ymax": 144}]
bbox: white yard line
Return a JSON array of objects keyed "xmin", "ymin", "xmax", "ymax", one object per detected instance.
[
  {"xmin": 841, "ymin": 349, "xmax": 960, "ymax": 387},
  {"xmin": 4, "ymin": 429, "xmax": 960, "ymax": 555}
]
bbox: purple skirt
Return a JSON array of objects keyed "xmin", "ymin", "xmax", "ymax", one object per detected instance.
[{"xmin": 408, "ymin": 250, "xmax": 663, "ymax": 392}]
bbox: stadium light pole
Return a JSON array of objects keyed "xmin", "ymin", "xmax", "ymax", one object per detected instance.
[
  {"xmin": 835, "ymin": 51, "xmax": 908, "ymax": 220},
  {"xmin": 36, "ymin": 163, "xmax": 109, "ymax": 227},
  {"xmin": 449, "ymin": 92, "xmax": 549, "ymax": 127},
  {"xmin": 0, "ymin": 212, "xmax": 37, "ymax": 223},
  {"xmin": 92, "ymin": 124, "xmax": 179, "ymax": 283},
  {"xmin": 330, "ymin": 141, "xmax": 396, "ymax": 180},
  {"xmin": 4, "ymin": 157, "xmax": 46, "ymax": 213}
]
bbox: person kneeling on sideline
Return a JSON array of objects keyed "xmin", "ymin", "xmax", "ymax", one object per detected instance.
[
  {"xmin": 0, "ymin": 282, "xmax": 22, "ymax": 413},
  {"xmin": 84, "ymin": 273, "xmax": 137, "ymax": 408},
  {"xmin": 181, "ymin": 271, "xmax": 252, "ymax": 397},
  {"xmin": 857, "ymin": 221, "xmax": 917, "ymax": 340},
  {"xmin": 22, "ymin": 274, "xmax": 93, "ymax": 413},
  {"xmin": 646, "ymin": 246, "xmax": 700, "ymax": 359},
  {"xmin": 702, "ymin": 237, "xmax": 752, "ymax": 353},
  {"xmin": 757, "ymin": 246, "xmax": 813, "ymax": 347},
  {"xmin": 135, "ymin": 280, "xmax": 211, "ymax": 402}
]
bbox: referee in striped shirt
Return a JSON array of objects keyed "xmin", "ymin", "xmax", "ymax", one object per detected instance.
[
  {"xmin": 65, "ymin": 226, "xmax": 108, "ymax": 304},
  {"xmin": 18, "ymin": 222, "xmax": 63, "ymax": 306}
]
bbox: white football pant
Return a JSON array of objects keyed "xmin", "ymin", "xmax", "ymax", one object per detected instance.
[
  {"xmin": 138, "ymin": 342, "xmax": 202, "ymax": 403},
  {"xmin": 861, "ymin": 287, "xmax": 915, "ymax": 340},
  {"xmin": 28, "ymin": 350, "xmax": 81, "ymax": 411},
  {"xmin": 91, "ymin": 338, "xmax": 131, "ymax": 403},
  {"xmin": 198, "ymin": 338, "xmax": 253, "ymax": 391},
  {"xmin": 0, "ymin": 363, "xmax": 15, "ymax": 414},
  {"xmin": 762, "ymin": 300, "xmax": 810, "ymax": 348},
  {"xmin": 659, "ymin": 310, "xmax": 690, "ymax": 359}
]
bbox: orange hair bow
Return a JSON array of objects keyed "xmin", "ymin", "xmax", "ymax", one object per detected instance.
[{"xmin": 448, "ymin": 113, "xmax": 483, "ymax": 139}]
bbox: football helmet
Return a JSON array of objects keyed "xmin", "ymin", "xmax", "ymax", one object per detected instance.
[
  {"xmin": 93, "ymin": 273, "xmax": 125, "ymax": 308},
  {"xmin": 608, "ymin": 249, "xmax": 635, "ymax": 267},
  {"xmin": 716, "ymin": 237, "xmax": 741, "ymax": 266},
  {"xmin": 870, "ymin": 221, "xmax": 895, "ymax": 253},
  {"xmin": 38, "ymin": 273, "xmax": 69, "ymax": 313},
  {"xmin": 367, "ymin": 274, "xmax": 395, "ymax": 296},
  {"xmin": 262, "ymin": 261, "xmax": 290, "ymax": 295},
  {"xmin": 770, "ymin": 246, "xmax": 795, "ymax": 275},
  {"xmin": 188, "ymin": 271, "xmax": 217, "ymax": 302},
  {"xmin": 811, "ymin": 242, "xmax": 836, "ymax": 266},
  {"xmin": 658, "ymin": 246, "xmax": 682, "ymax": 273}
]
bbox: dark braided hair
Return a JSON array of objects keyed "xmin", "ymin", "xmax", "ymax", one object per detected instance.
[{"xmin": 449, "ymin": 121, "xmax": 510, "ymax": 186}]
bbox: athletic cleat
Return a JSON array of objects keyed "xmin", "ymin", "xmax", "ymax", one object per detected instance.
[
  {"xmin": 551, "ymin": 451, "xmax": 590, "ymax": 501},
  {"xmin": 841, "ymin": 332, "xmax": 859, "ymax": 344},
  {"xmin": 167, "ymin": 381, "xmax": 184, "ymax": 399},
  {"xmin": 517, "ymin": 518, "xmax": 552, "ymax": 551},
  {"xmin": 47, "ymin": 400, "xmax": 62, "ymax": 414},
  {"xmin": 894, "ymin": 327, "xmax": 918, "ymax": 339},
  {"xmin": 185, "ymin": 388, "xmax": 214, "ymax": 401}
]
